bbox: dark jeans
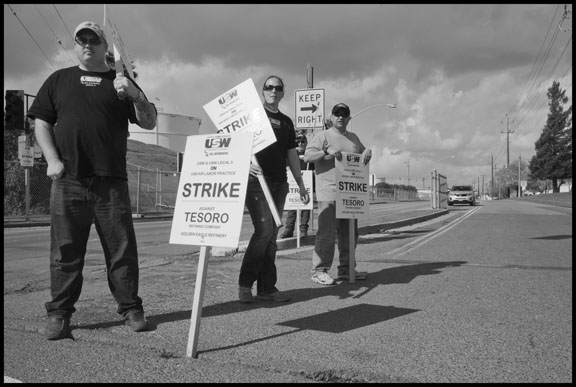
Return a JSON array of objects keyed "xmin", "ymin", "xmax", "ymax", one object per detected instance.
[
  {"xmin": 239, "ymin": 176, "xmax": 289, "ymax": 295},
  {"xmin": 46, "ymin": 176, "xmax": 143, "ymax": 318},
  {"xmin": 283, "ymin": 209, "xmax": 311, "ymax": 233}
]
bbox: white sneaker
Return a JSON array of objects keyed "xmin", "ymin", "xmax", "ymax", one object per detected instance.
[{"xmin": 311, "ymin": 271, "xmax": 336, "ymax": 285}]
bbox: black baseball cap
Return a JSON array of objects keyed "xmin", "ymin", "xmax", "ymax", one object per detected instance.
[{"xmin": 331, "ymin": 103, "xmax": 351, "ymax": 117}]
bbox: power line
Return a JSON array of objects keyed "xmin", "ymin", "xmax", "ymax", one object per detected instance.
[
  {"xmin": 506, "ymin": 5, "xmax": 561, "ymax": 118},
  {"xmin": 33, "ymin": 4, "xmax": 75, "ymax": 65},
  {"xmin": 52, "ymin": 4, "xmax": 74, "ymax": 42},
  {"xmin": 6, "ymin": 4, "xmax": 57, "ymax": 71}
]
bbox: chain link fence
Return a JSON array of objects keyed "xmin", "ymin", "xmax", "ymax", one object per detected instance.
[
  {"xmin": 4, "ymin": 160, "xmax": 422, "ymax": 222},
  {"xmin": 3, "ymin": 161, "xmax": 181, "ymax": 220}
]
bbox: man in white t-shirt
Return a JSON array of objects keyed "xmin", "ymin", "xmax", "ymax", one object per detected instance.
[{"xmin": 303, "ymin": 103, "xmax": 372, "ymax": 285}]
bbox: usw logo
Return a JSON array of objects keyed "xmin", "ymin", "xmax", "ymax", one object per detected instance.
[
  {"xmin": 218, "ymin": 89, "xmax": 238, "ymax": 106},
  {"xmin": 205, "ymin": 137, "xmax": 232, "ymax": 149}
]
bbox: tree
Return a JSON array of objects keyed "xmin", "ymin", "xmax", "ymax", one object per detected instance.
[{"xmin": 529, "ymin": 81, "xmax": 572, "ymax": 192}]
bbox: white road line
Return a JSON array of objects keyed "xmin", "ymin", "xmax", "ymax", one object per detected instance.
[{"xmin": 386, "ymin": 206, "xmax": 481, "ymax": 258}]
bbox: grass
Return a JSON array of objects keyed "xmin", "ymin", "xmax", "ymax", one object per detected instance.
[{"xmin": 126, "ymin": 138, "xmax": 178, "ymax": 172}]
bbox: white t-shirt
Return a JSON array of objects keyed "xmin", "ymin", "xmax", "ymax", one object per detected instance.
[{"xmin": 305, "ymin": 128, "xmax": 366, "ymax": 201}]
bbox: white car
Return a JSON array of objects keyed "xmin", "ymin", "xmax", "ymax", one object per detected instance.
[{"xmin": 448, "ymin": 185, "xmax": 475, "ymax": 206}]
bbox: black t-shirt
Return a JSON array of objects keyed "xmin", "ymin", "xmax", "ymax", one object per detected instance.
[
  {"xmin": 254, "ymin": 108, "xmax": 296, "ymax": 183},
  {"xmin": 27, "ymin": 66, "xmax": 142, "ymax": 180}
]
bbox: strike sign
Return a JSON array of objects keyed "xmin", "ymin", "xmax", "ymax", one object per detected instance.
[
  {"xmin": 169, "ymin": 132, "xmax": 253, "ymax": 247},
  {"xmin": 335, "ymin": 152, "xmax": 369, "ymax": 219}
]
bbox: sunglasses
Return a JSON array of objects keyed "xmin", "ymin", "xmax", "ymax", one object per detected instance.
[
  {"xmin": 75, "ymin": 35, "xmax": 102, "ymax": 46},
  {"xmin": 296, "ymin": 139, "xmax": 307, "ymax": 143},
  {"xmin": 332, "ymin": 109, "xmax": 350, "ymax": 118},
  {"xmin": 263, "ymin": 85, "xmax": 284, "ymax": 92}
]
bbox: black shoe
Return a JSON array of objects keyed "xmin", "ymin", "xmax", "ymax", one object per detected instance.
[
  {"xmin": 125, "ymin": 310, "xmax": 149, "ymax": 332},
  {"xmin": 280, "ymin": 231, "xmax": 293, "ymax": 239},
  {"xmin": 45, "ymin": 315, "xmax": 71, "ymax": 340}
]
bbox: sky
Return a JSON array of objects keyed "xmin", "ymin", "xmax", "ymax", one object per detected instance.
[{"xmin": 4, "ymin": 4, "xmax": 573, "ymax": 190}]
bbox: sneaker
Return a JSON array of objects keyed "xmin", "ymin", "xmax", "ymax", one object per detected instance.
[
  {"xmin": 125, "ymin": 310, "xmax": 149, "ymax": 332},
  {"xmin": 280, "ymin": 231, "xmax": 293, "ymax": 239},
  {"xmin": 337, "ymin": 271, "xmax": 368, "ymax": 281},
  {"xmin": 311, "ymin": 271, "xmax": 336, "ymax": 285},
  {"xmin": 255, "ymin": 291, "xmax": 291, "ymax": 302},
  {"xmin": 238, "ymin": 286, "xmax": 254, "ymax": 303},
  {"xmin": 45, "ymin": 315, "xmax": 71, "ymax": 340}
]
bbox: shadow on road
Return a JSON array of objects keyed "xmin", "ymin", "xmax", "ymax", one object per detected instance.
[{"xmin": 73, "ymin": 260, "xmax": 466, "ymax": 351}]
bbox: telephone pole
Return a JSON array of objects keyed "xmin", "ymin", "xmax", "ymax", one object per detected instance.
[
  {"xmin": 405, "ymin": 159, "xmax": 410, "ymax": 186},
  {"xmin": 501, "ymin": 115, "xmax": 514, "ymax": 168},
  {"xmin": 491, "ymin": 155, "xmax": 494, "ymax": 199}
]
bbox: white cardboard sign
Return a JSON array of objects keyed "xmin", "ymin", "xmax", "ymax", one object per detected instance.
[
  {"xmin": 203, "ymin": 78, "xmax": 276, "ymax": 154},
  {"xmin": 284, "ymin": 170, "xmax": 313, "ymax": 210},
  {"xmin": 103, "ymin": 7, "xmax": 134, "ymax": 79},
  {"xmin": 335, "ymin": 152, "xmax": 369, "ymax": 219},
  {"xmin": 169, "ymin": 132, "xmax": 253, "ymax": 247}
]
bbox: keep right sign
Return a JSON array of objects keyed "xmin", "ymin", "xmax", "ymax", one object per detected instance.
[{"xmin": 294, "ymin": 88, "xmax": 325, "ymax": 130}]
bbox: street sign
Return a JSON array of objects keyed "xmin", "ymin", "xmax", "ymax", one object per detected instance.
[
  {"xmin": 20, "ymin": 146, "xmax": 34, "ymax": 167},
  {"xmin": 294, "ymin": 88, "xmax": 325, "ymax": 130}
]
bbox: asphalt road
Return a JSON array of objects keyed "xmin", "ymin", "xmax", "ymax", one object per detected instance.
[{"xmin": 4, "ymin": 198, "xmax": 572, "ymax": 382}]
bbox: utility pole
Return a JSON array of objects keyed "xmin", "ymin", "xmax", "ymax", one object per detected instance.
[
  {"xmin": 491, "ymin": 155, "xmax": 494, "ymax": 199},
  {"xmin": 501, "ymin": 114, "xmax": 514, "ymax": 168},
  {"xmin": 405, "ymin": 159, "xmax": 410, "ymax": 186},
  {"xmin": 518, "ymin": 154, "xmax": 521, "ymax": 197}
]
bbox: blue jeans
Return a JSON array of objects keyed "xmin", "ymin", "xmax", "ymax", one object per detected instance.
[
  {"xmin": 311, "ymin": 201, "xmax": 359, "ymax": 276},
  {"xmin": 239, "ymin": 176, "xmax": 289, "ymax": 295},
  {"xmin": 46, "ymin": 176, "xmax": 143, "ymax": 318}
]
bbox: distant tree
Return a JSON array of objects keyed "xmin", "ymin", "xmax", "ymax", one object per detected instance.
[{"xmin": 529, "ymin": 81, "xmax": 572, "ymax": 192}]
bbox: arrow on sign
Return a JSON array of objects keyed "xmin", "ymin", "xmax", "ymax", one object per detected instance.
[{"xmin": 300, "ymin": 104, "xmax": 318, "ymax": 113}]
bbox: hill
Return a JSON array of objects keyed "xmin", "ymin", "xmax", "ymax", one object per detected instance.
[{"xmin": 126, "ymin": 138, "xmax": 178, "ymax": 172}]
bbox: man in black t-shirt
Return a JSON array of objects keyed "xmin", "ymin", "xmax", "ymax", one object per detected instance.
[
  {"xmin": 28, "ymin": 21, "xmax": 157, "ymax": 340},
  {"xmin": 238, "ymin": 75, "xmax": 310, "ymax": 303}
]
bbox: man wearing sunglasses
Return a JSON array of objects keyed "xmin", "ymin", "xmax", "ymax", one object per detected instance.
[
  {"xmin": 303, "ymin": 103, "xmax": 371, "ymax": 285},
  {"xmin": 28, "ymin": 21, "xmax": 157, "ymax": 340}
]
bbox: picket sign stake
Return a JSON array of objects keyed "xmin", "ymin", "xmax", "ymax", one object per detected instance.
[
  {"xmin": 186, "ymin": 246, "xmax": 212, "ymax": 358},
  {"xmin": 114, "ymin": 45, "xmax": 127, "ymax": 100},
  {"xmin": 296, "ymin": 210, "xmax": 301, "ymax": 248},
  {"xmin": 349, "ymin": 219, "xmax": 356, "ymax": 284},
  {"xmin": 251, "ymin": 156, "xmax": 282, "ymax": 227}
]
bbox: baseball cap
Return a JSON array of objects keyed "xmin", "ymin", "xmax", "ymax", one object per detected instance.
[
  {"xmin": 331, "ymin": 103, "xmax": 351, "ymax": 117},
  {"xmin": 74, "ymin": 21, "xmax": 107, "ymax": 44}
]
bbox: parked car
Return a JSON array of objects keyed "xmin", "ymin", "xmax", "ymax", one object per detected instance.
[{"xmin": 448, "ymin": 185, "xmax": 475, "ymax": 206}]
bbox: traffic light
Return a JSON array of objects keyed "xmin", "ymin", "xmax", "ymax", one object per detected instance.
[{"xmin": 5, "ymin": 90, "xmax": 25, "ymax": 131}]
